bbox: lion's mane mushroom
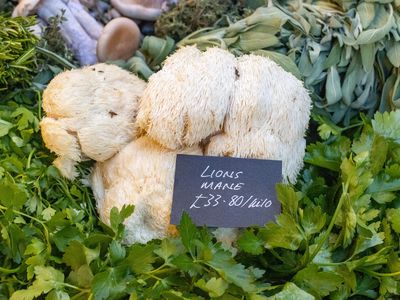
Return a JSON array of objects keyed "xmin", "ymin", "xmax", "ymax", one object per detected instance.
[
  {"xmin": 97, "ymin": 17, "xmax": 141, "ymax": 62},
  {"xmin": 40, "ymin": 63, "xmax": 146, "ymax": 179},
  {"xmin": 111, "ymin": 0, "xmax": 164, "ymax": 21},
  {"xmin": 92, "ymin": 136, "xmax": 202, "ymax": 244},
  {"xmin": 137, "ymin": 46, "xmax": 237, "ymax": 150},
  {"xmin": 206, "ymin": 54, "xmax": 311, "ymax": 184},
  {"xmin": 13, "ymin": 0, "xmax": 103, "ymax": 65}
]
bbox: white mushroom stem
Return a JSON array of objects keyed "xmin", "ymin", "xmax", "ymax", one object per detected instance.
[
  {"xmin": 29, "ymin": 18, "xmax": 46, "ymax": 37},
  {"xmin": 79, "ymin": 0, "xmax": 96, "ymax": 9},
  {"xmin": 37, "ymin": 0, "xmax": 97, "ymax": 65},
  {"xmin": 111, "ymin": 0, "xmax": 163, "ymax": 21},
  {"xmin": 64, "ymin": 0, "xmax": 103, "ymax": 40}
]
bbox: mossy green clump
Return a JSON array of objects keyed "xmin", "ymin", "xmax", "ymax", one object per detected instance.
[
  {"xmin": 155, "ymin": 0, "xmax": 243, "ymax": 41},
  {"xmin": 0, "ymin": 15, "xmax": 39, "ymax": 91}
]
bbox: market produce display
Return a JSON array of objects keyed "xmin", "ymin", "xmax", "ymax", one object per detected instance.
[{"xmin": 1, "ymin": 0, "xmax": 400, "ymax": 299}]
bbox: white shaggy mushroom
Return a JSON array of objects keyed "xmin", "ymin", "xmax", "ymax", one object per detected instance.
[
  {"xmin": 137, "ymin": 46, "xmax": 237, "ymax": 150},
  {"xmin": 206, "ymin": 54, "xmax": 311, "ymax": 183},
  {"xmin": 91, "ymin": 136, "xmax": 202, "ymax": 244},
  {"xmin": 41, "ymin": 63, "xmax": 146, "ymax": 179}
]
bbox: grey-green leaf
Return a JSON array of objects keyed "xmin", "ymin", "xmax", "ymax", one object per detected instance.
[
  {"xmin": 360, "ymin": 43, "xmax": 376, "ymax": 72},
  {"xmin": 386, "ymin": 40, "xmax": 400, "ymax": 67},
  {"xmin": 234, "ymin": 32, "xmax": 280, "ymax": 52},
  {"xmin": 253, "ymin": 50, "xmax": 302, "ymax": 79},
  {"xmin": 356, "ymin": 4, "xmax": 394, "ymax": 45},
  {"xmin": 357, "ymin": 2, "xmax": 376, "ymax": 29},
  {"xmin": 326, "ymin": 66, "xmax": 343, "ymax": 105}
]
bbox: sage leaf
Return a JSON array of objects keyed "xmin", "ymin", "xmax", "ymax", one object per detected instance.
[
  {"xmin": 342, "ymin": 56, "xmax": 362, "ymax": 105},
  {"xmin": 299, "ymin": 49, "xmax": 313, "ymax": 77},
  {"xmin": 352, "ymin": 71, "xmax": 375, "ymax": 108},
  {"xmin": 246, "ymin": 7, "xmax": 289, "ymax": 27},
  {"xmin": 323, "ymin": 42, "xmax": 341, "ymax": 69},
  {"xmin": 386, "ymin": 40, "xmax": 400, "ymax": 67},
  {"xmin": 392, "ymin": 74, "xmax": 400, "ymax": 108},
  {"xmin": 253, "ymin": 50, "xmax": 302, "ymax": 79},
  {"xmin": 305, "ymin": 54, "xmax": 326, "ymax": 86},
  {"xmin": 379, "ymin": 73, "xmax": 397, "ymax": 112},
  {"xmin": 326, "ymin": 66, "xmax": 343, "ymax": 105},
  {"xmin": 234, "ymin": 32, "xmax": 280, "ymax": 52},
  {"xmin": 357, "ymin": 4, "xmax": 394, "ymax": 45},
  {"xmin": 357, "ymin": 2, "xmax": 376, "ymax": 29},
  {"xmin": 360, "ymin": 43, "xmax": 376, "ymax": 72}
]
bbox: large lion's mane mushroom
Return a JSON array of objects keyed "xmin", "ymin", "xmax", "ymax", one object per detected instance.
[
  {"xmin": 40, "ymin": 63, "xmax": 146, "ymax": 179},
  {"xmin": 13, "ymin": 0, "xmax": 103, "ymax": 65}
]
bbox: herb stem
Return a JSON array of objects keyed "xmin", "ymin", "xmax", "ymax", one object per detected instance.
[
  {"xmin": 26, "ymin": 148, "xmax": 35, "ymax": 169},
  {"xmin": 36, "ymin": 90, "xmax": 42, "ymax": 120},
  {"xmin": 0, "ymin": 266, "xmax": 20, "ymax": 274},
  {"xmin": 309, "ymin": 182, "xmax": 348, "ymax": 262},
  {"xmin": 361, "ymin": 269, "xmax": 400, "ymax": 277},
  {"xmin": 146, "ymin": 273, "xmax": 163, "ymax": 281},
  {"xmin": 63, "ymin": 282, "xmax": 87, "ymax": 291},
  {"xmin": 71, "ymin": 290, "xmax": 90, "ymax": 300},
  {"xmin": 342, "ymin": 122, "xmax": 364, "ymax": 131},
  {"xmin": 35, "ymin": 46, "xmax": 76, "ymax": 69},
  {"xmin": 314, "ymin": 262, "xmax": 344, "ymax": 266},
  {"xmin": 146, "ymin": 264, "xmax": 167, "ymax": 274},
  {"xmin": 269, "ymin": 249, "xmax": 285, "ymax": 263}
]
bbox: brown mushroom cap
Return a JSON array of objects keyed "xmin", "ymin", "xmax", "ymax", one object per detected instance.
[
  {"xmin": 97, "ymin": 17, "xmax": 141, "ymax": 62},
  {"xmin": 111, "ymin": 0, "xmax": 163, "ymax": 21}
]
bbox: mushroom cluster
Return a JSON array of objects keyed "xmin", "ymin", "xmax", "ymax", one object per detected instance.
[
  {"xmin": 13, "ymin": 0, "xmax": 103, "ymax": 65},
  {"xmin": 40, "ymin": 47, "xmax": 311, "ymax": 244},
  {"xmin": 13, "ymin": 0, "xmax": 176, "ymax": 65}
]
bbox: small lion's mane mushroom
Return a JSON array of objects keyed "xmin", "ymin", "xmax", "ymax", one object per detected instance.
[
  {"xmin": 13, "ymin": 0, "xmax": 103, "ymax": 65},
  {"xmin": 111, "ymin": 0, "xmax": 164, "ymax": 21},
  {"xmin": 97, "ymin": 17, "xmax": 141, "ymax": 62},
  {"xmin": 137, "ymin": 46, "xmax": 237, "ymax": 150},
  {"xmin": 40, "ymin": 63, "xmax": 146, "ymax": 179}
]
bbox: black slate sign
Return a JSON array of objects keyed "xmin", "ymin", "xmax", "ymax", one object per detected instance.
[{"xmin": 170, "ymin": 154, "xmax": 282, "ymax": 227}]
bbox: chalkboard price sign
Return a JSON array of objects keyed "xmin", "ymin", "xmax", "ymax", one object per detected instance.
[{"xmin": 170, "ymin": 154, "xmax": 282, "ymax": 227}]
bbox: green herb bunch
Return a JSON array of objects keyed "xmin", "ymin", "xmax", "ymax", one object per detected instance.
[
  {"xmin": 155, "ymin": 0, "xmax": 244, "ymax": 41},
  {"xmin": 178, "ymin": 1, "xmax": 400, "ymax": 125},
  {"xmin": 234, "ymin": 110, "xmax": 400, "ymax": 298},
  {"xmin": 38, "ymin": 13, "xmax": 76, "ymax": 66},
  {"xmin": 0, "ymin": 16, "xmax": 39, "ymax": 91}
]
